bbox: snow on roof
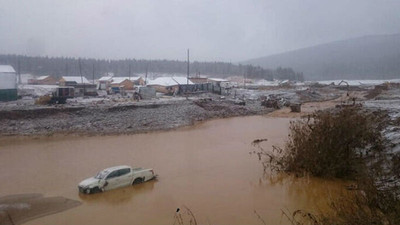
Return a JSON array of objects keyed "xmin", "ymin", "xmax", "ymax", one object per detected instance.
[
  {"xmin": 37, "ymin": 75, "xmax": 50, "ymax": 80},
  {"xmin": 172, "ymin": 77, "xmax": 193, "ymax": 85},
  {"xmin": 61, "ymin": 76, "xmax": 90, "ymax": 84},
  {"xmin": 128, "ymin": 76, "xmax": 142, "ymax": 81},
  {"xmin": 111, "ymin": 77, "xmax": 131, "ymax": 84},
  {"xmin": 208, "ymin": 78, "xmax": 228, "ymax": 82},
  {"xmin": 148, "ymin": 77, "xmax": 177, "ymax": 86},
  {"xmin": 99, "ymin": 76, "xmax": 113, "ymax": 81},
  {"xmin": 279, "ymin": 80, "xmax": 290, "ymax": 84},
  {"xmin": 0, "ymin": 65, "xmax": 16, "ymax": 73},
  {"xmin": 148, "ymin": 77, "xmax": 193, "ymax": 86},
  {"xmin": 107, "ymin": 76, "xmax": 142, "ymax": 83}
]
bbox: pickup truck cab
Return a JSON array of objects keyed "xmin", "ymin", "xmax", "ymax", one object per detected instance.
[{"xmin": 78, "ymin": 165, "xmax": 156, "ymax": 194}]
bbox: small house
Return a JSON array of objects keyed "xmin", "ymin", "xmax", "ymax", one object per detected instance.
[
  {"xmin": 110, "ymin": 77, "xmax": 134, "ymax": 91},
  {"xmin": 98, "ymin": 75, "xmax": 113, "ymax": 90},
  {"xmin": 129, "ymin": 76, "xmax": 145, "ymax": 86},
  {"xmin": 0, "ymin": 65, "xmax": 17, "ymax": 101},
  {"xmin": 208, "ymin": 78, "xmax": 230, "ymax": 95},
  {"xmin": 147, "ymin": 77, "xmax": 193, "ymax": 94},
  {"xmin": 59, "ymin": 76, "xmax": 97, "ymax": 96}
]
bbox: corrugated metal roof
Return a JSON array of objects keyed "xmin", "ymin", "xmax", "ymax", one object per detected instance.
[
  {"xmin": 172, "ymin": 77, "xmax": 194, "ymax": 85},
  {"xmin": 208, "ymin": 78, "xmax": 228, "ymax": 82},
  {"xmin": 111, "ymin": 77, "xmax": 131, "ymax": 84},
  {"xmin": 0, "ymin": 65, "xmax": 16, "ymax": 73},
  {"xmin": 61, "ymin": 76, "xmax": 90, "ymax": 84},
  {"xmin": 106, "ymin": 76, "xmax": 142, "ymax": 83},
  {"xmin": 148, "ymin": 77, "xmax": 193, "ymax": 86},
  {"xmin": 99, "ymin": 76, "xmax": 113, "ymax": 81},
  {"xmin": 37, "ymin": 75, "xmax": 50, "ymax": 80}
]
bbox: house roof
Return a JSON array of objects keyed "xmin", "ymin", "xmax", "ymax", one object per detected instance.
[
  {"xmin": 37, "ymin": 75, "xmax": 50, "ymax": 80},
  {"xmin": 99, "ymin": 76, "xmax": 113, "ymax": 81},
  {"xmin": 172, "ymin": 77, "xmax": 194, "ymax": 85},
  {"xmin": 108, "ymin": 76, "xmax": 142, "ymax": 83},
  {"xmin": 0, "ymin": 65, "xmax": 16, "ymax": 73},
  {"xmin": 208, "ymin": 78, "xmax": 228, "ymax": 82},
  {"xmin": 61, "ymin": 76, "xmax": 90, "ymax": 84},
  {"xmin": 111, "ymin": 77, "xmax": 132, "ymax": 84},
  {"xmin": 148, "ymin": 77, "xmax": 193, "ymax": 86},
  {"xmin": 128, "ymin": 76, "xmax": 142, "ymax": 81}
]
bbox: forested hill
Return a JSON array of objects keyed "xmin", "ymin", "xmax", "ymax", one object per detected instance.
[
  {"xmin": 246, "ymin": 34, "xmax": 400, "ymax": 80},
  {"xmin": 0, "ymin": 54, "xmax": 303, "ymax": 81}
]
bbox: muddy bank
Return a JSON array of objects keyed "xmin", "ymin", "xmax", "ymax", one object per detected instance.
[
  {"xmin": 0, "ymin": 194, "xmax": 80, "ymax": 225},
  {"xmin": 0, "ymin": 86, "xmax": 344, "ymax": 137},
  {"xmin": 0, "ymin": 98, "xmax": 273, "ymax": 136}
]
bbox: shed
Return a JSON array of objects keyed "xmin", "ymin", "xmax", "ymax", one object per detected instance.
[
  {"xmin": 59, "ymin": 76, "xmax": 96, "ymax": 96},
  {"xmin": 207, "ymin": 78, "xmax": 231, "ymax": 95},
  {"xmin": 110, "ymin": 77, "xmax": 134, "ymax": 90},
  {"xmin": 0, "ymin": 65, "xmax": 17, "ymax": 101},
  {"xmin": 129, "ymin": 76, "xmax": 145, "ymax": 86},
  {"xmin": 98, "ymin": 75, "xmax": 113, "ymax": 90}
]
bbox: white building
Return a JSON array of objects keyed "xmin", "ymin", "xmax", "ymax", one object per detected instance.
[{"xmin": 0, "ymin": 65, "xmax": 17, "ymax": 101}]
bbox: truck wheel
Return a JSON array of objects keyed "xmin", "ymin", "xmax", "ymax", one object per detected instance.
[
  {"xmin": 85, "ymin": 188, "xmax": 91, "ymax": 194},
  {"xmin": 133, "ymin": 178, "xmax": 143, "ymax": 185},
  {"xmin": 92, "ymin": 187, "xmax": 101, "ymax": 193}
]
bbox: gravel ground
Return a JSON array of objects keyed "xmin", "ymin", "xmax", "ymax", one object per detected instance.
[
  {"xmin": 0, "ymin": 97, "xmax": 273, "ymax": 136},
  {"xmin": 0, "ymin": 87, "xmax": 344, "ymax": 137}
]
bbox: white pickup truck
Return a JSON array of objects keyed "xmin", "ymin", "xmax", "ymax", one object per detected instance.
[{"xmin": 78, "ymin": 165, "xmax": 156, "ymax": 194}]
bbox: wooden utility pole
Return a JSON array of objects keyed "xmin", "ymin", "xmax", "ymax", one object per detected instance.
[
  {"xmin": 243, "ymin": 72, "xmax": 246, "ymax": 88},
  {"xmin": 145, "ymin": 63, "xmax": 148, "ymax": 85},
  {"xmin": 79, "ymin": 58, "xmax": 85, "ymax": 95},
  {"xmin": 128, "ymin": 63, "xmax": 131, "ymax": 80},
  {"xmin": 65, "ymin": 61, "xmax": 68, "ymax": 76},
  {"xmin": 187, "ymin": 49, "xmax": 189, "ymax": 85},
  {"xmin": 92, "ymin": 63, "xmax": 95, "ymax": 84},
  {"xmin": 17, "ymin": 57, "xmax": 21, "ymax": 84}
]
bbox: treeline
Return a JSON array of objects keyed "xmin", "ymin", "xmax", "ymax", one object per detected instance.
[{"xmin": 0, "ymin": 54, "xmax": 304, "ymax": 81}]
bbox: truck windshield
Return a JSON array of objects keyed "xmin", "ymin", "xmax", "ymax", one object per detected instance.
[{"xmin": 95, "ymin": 171, "xmax": 108, "ymax": 179}]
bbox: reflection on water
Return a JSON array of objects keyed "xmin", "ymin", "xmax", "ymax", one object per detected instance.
[
  {"xmin": 0, "ymin": 116, "xmax": 348, "ymax": 225},
  {"xmin": 79, "ymin": 180, "xmax": 157, "ymax": 205}
]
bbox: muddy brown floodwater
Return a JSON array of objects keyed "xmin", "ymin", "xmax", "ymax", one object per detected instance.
[{"xmin": 0, "ymin": 115, "xmax": 347, "ymax": 225}]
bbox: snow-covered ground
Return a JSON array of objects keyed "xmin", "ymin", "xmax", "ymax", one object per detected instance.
[
  {"xmin": 18, "ymin": 84, "xmax": 58, "ymax": 97},
  {"xmin": 365, "ymin": 99, "xmax": 400, "ymax": 154},
  {"xmin": 313, "ymin": 79, "xmax": 400, "ymax": 86}
]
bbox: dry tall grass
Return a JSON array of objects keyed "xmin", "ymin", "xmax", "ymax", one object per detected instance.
[{"xmin": 253, "ymin": 106, "xmax": 400, "ymax": 225}]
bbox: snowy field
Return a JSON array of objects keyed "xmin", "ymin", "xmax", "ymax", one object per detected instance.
[
  {"xmin": 313, "ymin": 79, "xmax": 400, "ymax": 86},
  {"xmin": 18, "ymin": 84, "xmax": 58, "ymax": 97}
]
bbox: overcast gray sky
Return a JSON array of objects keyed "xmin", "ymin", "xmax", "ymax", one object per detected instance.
[{"xmin": 0, "ymin": 0, "xmax": 399, "ymax": 62}]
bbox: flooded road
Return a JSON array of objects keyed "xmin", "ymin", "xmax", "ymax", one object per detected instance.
[{"xmin": 0, "ymin": 116, "xmax": 346, "ymax": 225}]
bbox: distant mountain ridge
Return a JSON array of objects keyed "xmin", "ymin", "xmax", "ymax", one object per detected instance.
[{"xmin": 245, "ymin": 34, "xmax": 400, "ymax": 80}]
